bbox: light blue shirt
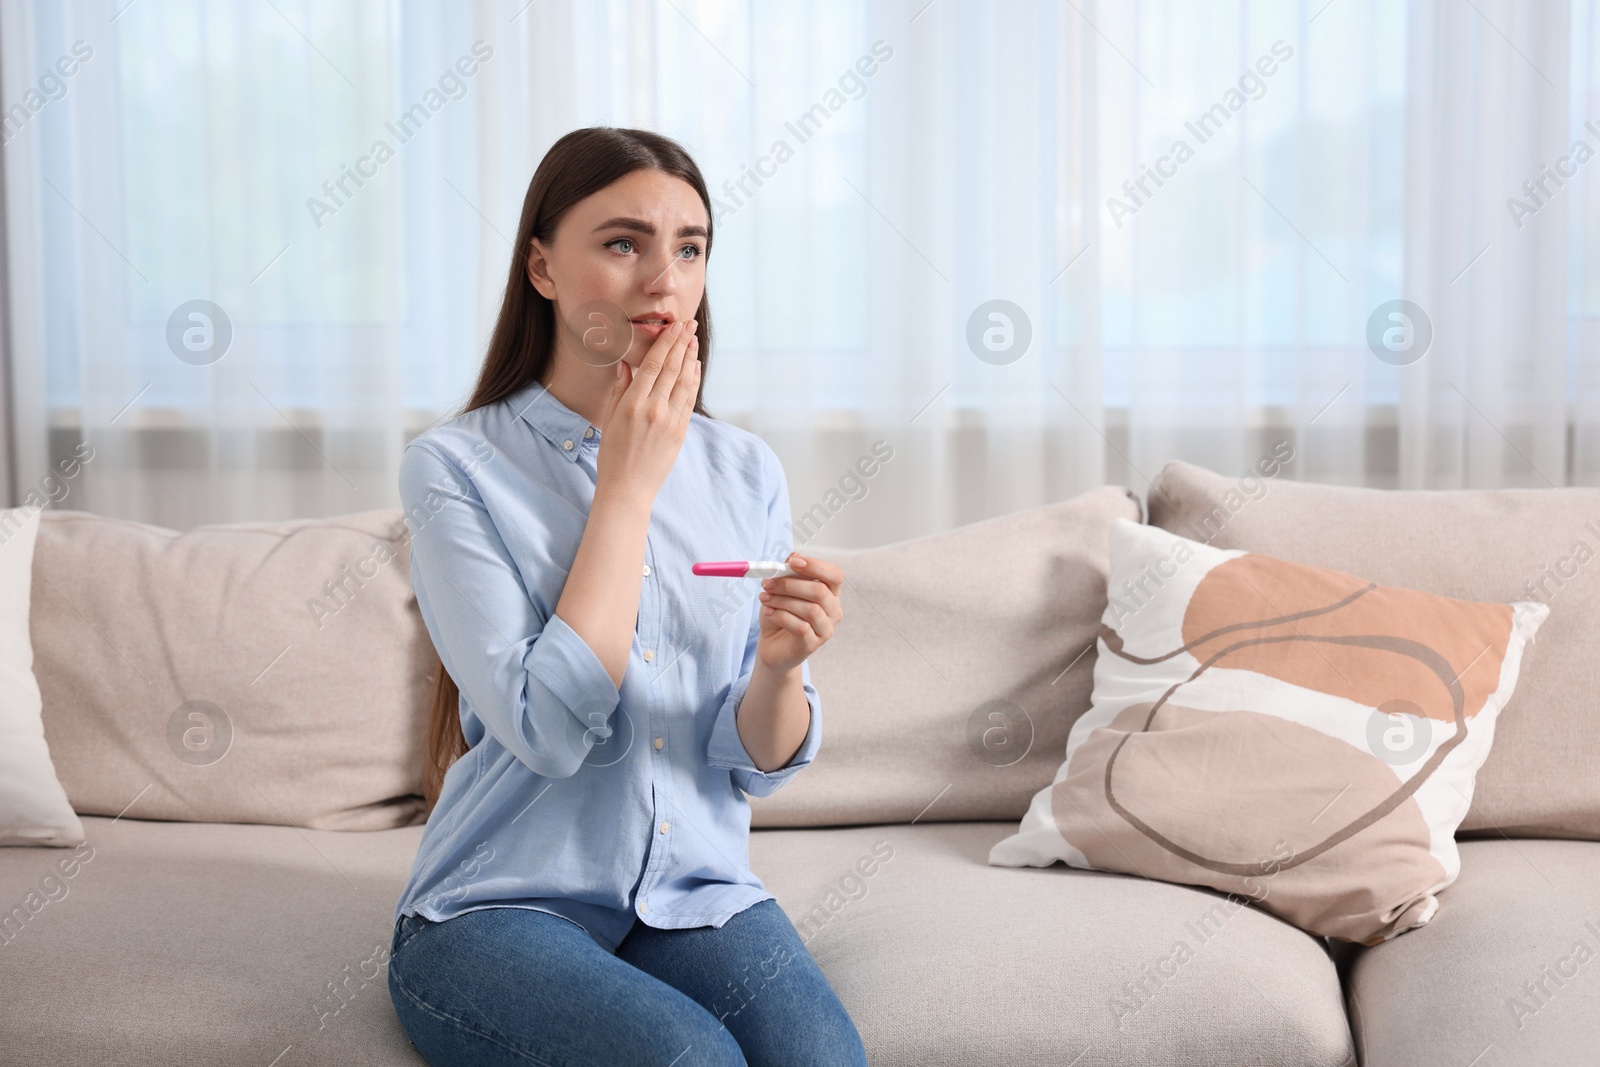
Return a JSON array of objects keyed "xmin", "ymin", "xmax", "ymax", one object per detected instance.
[{"xmin": 392, "ymin": 378, "xmax": 823, "ymax": 951}]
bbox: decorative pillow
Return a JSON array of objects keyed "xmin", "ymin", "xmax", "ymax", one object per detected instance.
[
  {"xmin": 0, "ymin": 506, "xmax": 84, "ymax": 846},
  {"xmin": 1147, "ymin": 459, "xmax": 1600, "ymax": 840},
  {"xmin": 990, "ymin": 518, "xmax": 1549, "ymax": 944}
]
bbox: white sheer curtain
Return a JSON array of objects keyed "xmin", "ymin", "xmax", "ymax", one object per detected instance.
[
  {"xmin": 2, "ymin": 0, "xmax": 1596, "ymax": 546},
  {"xmin": 1399, "ymin": 0, "xmax": 1574, "ymax": 489}
]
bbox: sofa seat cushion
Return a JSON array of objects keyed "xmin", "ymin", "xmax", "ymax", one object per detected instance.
[
  {"xmin": 0, "ymin": 816, "xmax": 1354, "ymax": 1066},
  {"xmin": 1347, "ymin": 839, "xmax": 1600, "ymax": 1067},
  {"xmin": 0, "ymin": 815, "xmax": 427, "ymax": 1067},
  {"xmin": 752, "ymin": 821, "xmax": 1355, "ymax": 1066}
]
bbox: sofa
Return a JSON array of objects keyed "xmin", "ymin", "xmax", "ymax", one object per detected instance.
[{"xmin": 2, "ymin": 461, "xmax": 1597, "ymax": 1066}]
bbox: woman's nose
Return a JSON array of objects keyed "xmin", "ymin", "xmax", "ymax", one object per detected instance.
[{"xmin": 643, "ymin": 252, "xmax": 682, "ymax": 294}]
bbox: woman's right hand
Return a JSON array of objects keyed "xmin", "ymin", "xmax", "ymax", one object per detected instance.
[{"xmin": 593, "ymin": 318, "xmax": 701, "ymax": 508}]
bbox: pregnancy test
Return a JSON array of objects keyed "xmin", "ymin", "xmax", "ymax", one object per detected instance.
[{"xmin": 691, "ymin": 560, "xmax": 795, "ymax": 579}]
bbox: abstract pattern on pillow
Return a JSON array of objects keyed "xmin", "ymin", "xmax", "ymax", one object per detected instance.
[{"xmin": 990, "ymin": 519, "xmax": 1548, "ymax": 944}]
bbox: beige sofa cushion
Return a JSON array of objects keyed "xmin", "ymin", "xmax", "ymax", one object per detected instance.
[
  {"xmin": 750, "ymin": 486, "xmax": 1141, "ymax": 828},
  {"xmin": 1147, "ymin": 461, "xmax": 1600, "ymax": 839},
  {"xmin": 32, "ymin": 510, "xmax": 432, "ymax": 831},
  {"xmin": 1347, "ymin": 839, "xmax": 1600, "ymax": 1066},
  {"xmin": 761, "ymin": 821, "xmax": 1354, "ymax": 1065},
  {"xmin": 0, "ymin": 815, "xmax": 425, "ymax": 1065}
]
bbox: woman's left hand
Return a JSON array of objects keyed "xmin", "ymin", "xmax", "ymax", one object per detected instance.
[{"xmin": 756, "ymin": 552, "xmax": 844, "ymax": 673}]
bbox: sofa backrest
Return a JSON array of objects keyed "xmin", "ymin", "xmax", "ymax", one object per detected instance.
[{"xmin": 32, "ymin": 509, "xmax": 432, "ymax": 831}]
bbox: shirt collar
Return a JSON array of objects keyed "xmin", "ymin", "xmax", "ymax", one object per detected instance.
[{"xmin": 506, "ymin": 379, "xmax": 599, "ymax": 463}]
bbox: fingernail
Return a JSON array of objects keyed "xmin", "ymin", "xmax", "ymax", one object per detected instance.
[
  {"xmin": 762, "ymin": 606, "xmax": 774, "ymax": 615},
  {"xmin": 792, "ymin": 557, "xmax": 807, "ymax": 568}
]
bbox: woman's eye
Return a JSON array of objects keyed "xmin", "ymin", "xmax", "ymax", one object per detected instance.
[
  {"xmin": 679, "ymin": 244, "xmax": 704, "ymax": 261},
  {"xmin": 605, "ymin": 237, "xmax": 635, "ymax": 254}
]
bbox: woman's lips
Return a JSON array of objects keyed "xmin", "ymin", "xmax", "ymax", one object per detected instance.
[{"xmin": 630, "ymin": 319, "xmax": 671, "ymax": 339}]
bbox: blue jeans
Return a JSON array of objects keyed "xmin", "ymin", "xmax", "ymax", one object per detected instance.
[{"xmin": 387, "ymin": 899, "xmax": 869, "ymax": 1066}]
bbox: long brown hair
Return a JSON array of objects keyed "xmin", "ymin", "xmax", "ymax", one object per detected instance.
[{"xmin": 420, "ymin": 127, "xmax": 716, "ymax": 815}]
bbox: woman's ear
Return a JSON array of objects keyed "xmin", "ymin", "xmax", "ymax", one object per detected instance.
[{"xmin": 526, "ymin": 237, "xmax": 556, "ymax": 300}]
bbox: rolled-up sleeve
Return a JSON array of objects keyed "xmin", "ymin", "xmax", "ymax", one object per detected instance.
[
  {"xmin": 400, "ymin": 441, "xmax": 620, "ymax": 779},
  {"xmin": 705, "ymin": 444, "xmax": 824, "ymax": 798}
]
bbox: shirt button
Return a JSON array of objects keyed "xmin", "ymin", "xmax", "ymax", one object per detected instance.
[
  {"xmin": 584, "ymin": 427, "xmax": 594, "ymax": 439},
  {"xmin": 654, "ymin": 737, "xmax": 664, "ymax": 750},
  {"xmin": 643, "ymin": 649, "xmax": 654, "ymax": 662},
  {"xmin": 562, "ymin": 439, "xmax": 574, "ymax": 450},
  {"xmin": 642, "ymin": 564, "xmax": 651, "ymax": 577},
  {"xmin": 639, "ymin": 901, "xmax": 647, "ymax": 913},
  {"xmin": 659, "ymin": 821, "xmax": 670, "ymax": 833}
]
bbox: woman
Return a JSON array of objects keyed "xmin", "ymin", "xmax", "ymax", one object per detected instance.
[{"xmin": 386, "ymin": 126, "xmax": 868, "ymax": 1066}]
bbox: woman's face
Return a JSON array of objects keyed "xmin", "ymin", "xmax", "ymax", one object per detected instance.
[{"xmin": 528, "ymin": 168, "xmax": 709, "ymax": 371}]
